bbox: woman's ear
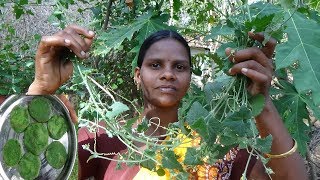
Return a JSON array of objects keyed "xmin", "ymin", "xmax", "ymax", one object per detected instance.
[{"xmin": 134, "ymin": 67, "xmax": 141, "ymax": 84}]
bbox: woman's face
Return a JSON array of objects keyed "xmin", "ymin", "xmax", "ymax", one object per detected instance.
[{"xmin": 135, "ymin": 38, "xmax": 191, "ymax": 108}]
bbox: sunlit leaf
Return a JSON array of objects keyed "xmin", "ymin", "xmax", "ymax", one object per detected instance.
[{"xmin": 276, "ymin": 11, "xmax": 320, "ymax": 106}]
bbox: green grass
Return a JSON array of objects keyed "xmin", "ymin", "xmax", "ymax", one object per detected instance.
[
  {"xmin": 69, "ymin": 121, "xmax": 79, "ymax": 180},
  {"xmin": 69, "ymin": 154, "xmax": 78, "ymax": 180}
]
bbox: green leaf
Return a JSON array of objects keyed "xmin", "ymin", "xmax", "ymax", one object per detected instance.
[
  {"xmin": 183, "ymin": 148, "xmax": 203, "ymax": 165},
  {"xmin": 13, "ymin": 5, "xmax": 24, "ymax": 19},
  {"xmin": 156, "ymin": 168, "xmax": 165, "ymax": 176},
  {"xmin": 94, "ymin": 13, "xmax": 153, "ymax": 56},
  {"xmin": 136, "ymin": 14, "xmax": 171, "ymax": 44},
  {"xmin": 123, "ymin": 117, "xmax": 138, "ymax": 132},
  {"xmin": 275, "ymin": 11, "xmax": 320, "ymax": 105},
  {"xmin": 250, "ymin": 2, "xmax": 282, "ymax": 18},
  {"xmin": 256, "ymin": 135, "xmax": 272, "ymax": 153},
  {"xmin": 264, "ymin": 11, "xmax": 286, "ymax": 43},
  {"xmin": 220, "ymin": 128, "xmax": 240, "ymax": 146},
  {"xmin": 225, "ymin": 106, "xmax": 252, "ymax": 121},
  {"xmin": 284, "ymin": 98, "xmax": 310, "ymax": 156},
  {"xmin": 173, "ymin": 0, "xmax": 182, "ymax": 12},
  {"xmin": 245, "ymin": 14, "xmax": 274, "ymax": 32},
  {"xmin": 216, "ymin": 42, "xmax": 237, "ymax": 58},
  {"xmin": 136, "ymin": 118, "xmax": 149, "ymax": 133},
  {"xmin": 204, "ymin": 73, "xmax": 232, "ymax": 104},
  {"xmin": 186, "ymin": 101, "xmax": 208, "ymax": 125},
  {"xmin": 249, "ymin": 94, "xmax": 265, "ymax": 116},
  {"xmin": 273, "ymin": 83, "xmax": 310, "ymax": 156},
  {"xmin": 205, "ymin": 25, "xmax": 234, "ymax": 40},
  {"xmin": 301, "ymin": 94, "xmax": 320, "ymax": 120},
  {"xmin": 190, "ymin": 118, "xmax": 209, "ymax": 141},
  {"xmin": 140, "ymin": 159, "xmax": 156, "ymax": 171},
  {"xmin": 222, "ymin": 120, "xmax": 251, "ymax": 137},
  {"xmin": 19, "ymin": 0, "xmax": 28, "ymax": 5},
  {"xmin": 162, "ymin": 150, "xmax": 183, "ymax": 171},
  {"xmin": 105, "ymin": 101, "xmax": 129, "ymax": 120},
  {"xmin": 280, "ymin": 0, "xmax": 298, "ymax": 9},
  {"xmin": 140, "ymin": 149, "xmax": 156, "ymax": 170}
]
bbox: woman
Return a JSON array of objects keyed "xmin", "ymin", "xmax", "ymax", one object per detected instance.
[{"xmin": 27, "ymin": 25, "xmax": 307, "ymax": 179}]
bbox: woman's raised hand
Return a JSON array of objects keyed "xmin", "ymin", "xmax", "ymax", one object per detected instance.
[
  {"xmin": 28, "ymin": 25, "xmax": 95, "ymax": 95},
  {"xmin": 226, "ymin": 32, "xmax": 276, "ymax": 96}
]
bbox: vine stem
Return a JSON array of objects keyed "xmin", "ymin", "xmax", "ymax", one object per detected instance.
[
  {"xmin": 242, "ymin": 148, "xmax": 254, "ymax": 179},
  {"xmin": 242, "ymin": 118, "xmax": 259, "ymax": 179},
  {"xmin": 246, "ymin": 3, "xmax": 252, "ymax": 22}
]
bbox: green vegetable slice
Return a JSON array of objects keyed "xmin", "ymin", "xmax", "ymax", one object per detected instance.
[
  {"xmin": 10, "ymin": 106, "xmax": 30, "ymax": 133},
  {"xmin": 45, "ymin": 141, "xmax": 67, "ymax": 169},
  {"xmin": 48, "ymin": 115, "xmax": 68, "ymax": 140},
  {"xmin": 23, "ymin": 123, "xmax": 49, "ymax": 155},
  {"xmin": 28, "ymin": 97, "xmax": 52, "ymax": 122},
  {"xmin": 18, "ymin": 152, "xmax": 41, "ymax": 179},
  {"xmin": 2, "ymin": 139, "xmax": 22, "ymax": 166}
]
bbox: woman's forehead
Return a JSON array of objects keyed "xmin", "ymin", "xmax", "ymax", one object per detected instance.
[{"xmin": 143, "ymin": 39, "xmax": 189, "ymax": 61}]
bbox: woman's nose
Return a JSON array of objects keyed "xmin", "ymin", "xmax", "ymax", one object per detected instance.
[{"xmin": 160, "ymin": 68, "xmax": 176, "ymax": 81}]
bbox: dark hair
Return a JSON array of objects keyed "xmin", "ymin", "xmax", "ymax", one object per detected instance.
[{"xmin": 137, "ymin": 30, "xmax": 191, "ymax": 68}]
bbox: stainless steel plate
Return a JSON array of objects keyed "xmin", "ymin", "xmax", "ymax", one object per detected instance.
[{"xmin": 0, "ymin": 95, "xmax": 77, "ymax": 180}]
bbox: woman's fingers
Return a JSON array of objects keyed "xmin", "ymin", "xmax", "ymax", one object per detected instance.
[
  {"xmin": 64, "ymin": 24, "xmax": 95, "ymax": 53},
  {"xmin": 64, "ymin": 24, "xmax": 95, "ymax": 40},
  {"xmin": 38, "ymin": 25, "xmax": 94, "ymax": 60},
  {"xmin": 38, "ymin": 35, "xmax": 70, "ymax": 55},
  {"xmin": 62, "ymin": 33, "xmax": 88, "ymax": 59},
  {"xmin": 248, "ymin": 31, "xmax": 277, "ymax": 59},
  {"xmin": 229, "ymin": 60, "xmax": 272, "ymax": 77},
  {"xmin": 224, "ymin": 31, "xmax": 276, "ymax": 95},
  {"xmin": 64, "ymin": 28, "xmax": 93, "ymax": 54},
  {"xmin": 226, "ymin": 47, "xmax": 274, "ymax": 72},
  {"xmin": 229, "ymin": 60, "xmax": 272, "ymax": 83}
]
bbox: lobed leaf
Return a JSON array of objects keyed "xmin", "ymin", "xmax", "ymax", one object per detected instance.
[
  {"xmin": 256, "ymin": 135, "xmax": 273, "ymax": 154},
  {"xmin": 94, "ymin": 13, "xmax": 154, "ymax": 56},
  {"xmin": 183, "ymin": 148, "xmax": 203, "ymax": 165},
  {"xmin": 225, "ymin": 106, "xmax": 252, "ymax": 121},
  {"xmin": 205, "ymin": 25, "xmax": 234, "ymax": 40},
  {"xmin": 186, "ymin": 101, "xmax": 208, "ymax": 125},
  {"xmin": 105, "ymin": 101, "xmax": 129, "ymax": 120},
  {"xmin": 273, "ymin": 81, "xmax": 311, "ymax": 156},
  {"xmin": 249, "ymin": 94, "xmax": 265, "ymax": 117},
  {"xmin": 162, "ymin": 150, "xmax": 183, "ymax": 171},
  {"xmin": 275, "ymin": 11, "xmax": 320, "ymax": 106}
]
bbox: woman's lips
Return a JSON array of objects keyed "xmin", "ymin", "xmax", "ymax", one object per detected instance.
[{"xmin": 157, "ymin": 85, "xmax": 177, "ymax": 93}]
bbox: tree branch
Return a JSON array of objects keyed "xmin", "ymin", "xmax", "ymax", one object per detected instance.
[{"xmin": 103, "ymin": 0, "xmax": 113, "ymax": 30}]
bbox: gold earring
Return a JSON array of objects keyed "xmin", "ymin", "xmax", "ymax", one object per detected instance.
[{"xmin": 134, "ymin": 79, "xmax": 140, "ymax": 90}]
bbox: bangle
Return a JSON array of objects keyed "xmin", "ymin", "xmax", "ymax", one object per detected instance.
[{"xmin": 265, "ymin": 138, "xmax": 298, "ymax": 159}]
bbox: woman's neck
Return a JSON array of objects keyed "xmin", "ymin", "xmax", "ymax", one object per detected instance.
[{"xmin": 142, "ymin": 104, "xmax": 179, "ymax": 136}]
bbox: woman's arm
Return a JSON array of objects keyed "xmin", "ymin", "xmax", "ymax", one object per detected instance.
[
  {"xmin": 246, "ymin": 96, "xmax": 307, "ymax": 180},
  {"xmin": 227, "ymin": 32, "xmax": 307, "ymax": 179},
  {"xmin": 27, "ymin": 25, "xmax": 94, "ymax": 95}
]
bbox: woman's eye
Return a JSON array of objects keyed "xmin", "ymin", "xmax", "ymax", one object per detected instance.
[
  {"xmin": 176, "ymin": 64, "xmax": 185, "ymax": 70},
  {"xmin": 151, "ymin": 63, "xmax": 160, "ymax": 69}
]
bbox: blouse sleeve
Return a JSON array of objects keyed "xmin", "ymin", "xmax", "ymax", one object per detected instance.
[
  {"xmin": 78, "ymin": 122, "xmax": 127, "ymax": 180},
  {"xmin": 230, "ymin": 149, "xmax": 257, "ymax": 179}
]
